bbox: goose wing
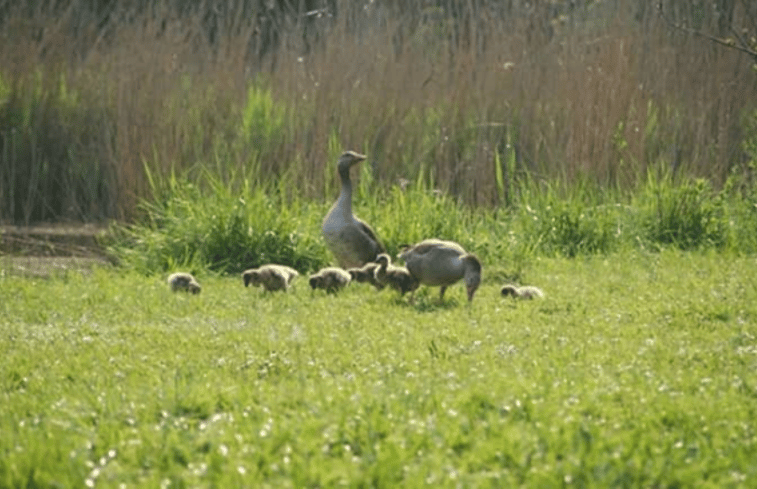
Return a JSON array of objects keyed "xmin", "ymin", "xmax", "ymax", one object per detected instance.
[{"xmin": 356, "ymin": 216, "xmax": 385, "ymax": 254}]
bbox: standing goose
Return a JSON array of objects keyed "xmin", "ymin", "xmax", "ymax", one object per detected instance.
[
  {"xmin": 322, "ymin": 151, "xmax": 385, "ymax": 269},
  {"xmin": 399, "ymin": 239, "xmax": 482, "ymax": 303}
]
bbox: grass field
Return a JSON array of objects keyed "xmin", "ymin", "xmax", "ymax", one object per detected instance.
[{"xmin": 2, "ymin": 249, "xmax": 756, "ymax": 487}]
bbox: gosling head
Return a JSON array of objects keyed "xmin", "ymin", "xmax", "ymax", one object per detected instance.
[
  {"xmin": 308, "ymin": 275, "xmax": 322, "ymax": 290},
  {"xmin": 375, "ymin": 253, "xmax": 390, "ymax": 267},
  {"xmin": 242, "ymin": 269, "xmax": 261, "ymax": 287},
  {"xmin": 501, "ymin": 285, "xmax": 518, "ymax": 297}
]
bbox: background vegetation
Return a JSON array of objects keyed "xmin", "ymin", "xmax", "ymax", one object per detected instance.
[{"xmin": 1, "ymin": 0, "xmax": 756, "ymax": 227}]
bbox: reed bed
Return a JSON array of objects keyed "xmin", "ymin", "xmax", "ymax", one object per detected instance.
[{"xmin": 1, "ymin": 0, "xmax": 755, "ymax": 224}]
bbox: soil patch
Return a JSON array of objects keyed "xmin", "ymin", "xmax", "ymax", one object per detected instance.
[{"xmin": 1, "ymin": 224, "xmax": 113, "ymax": 278}]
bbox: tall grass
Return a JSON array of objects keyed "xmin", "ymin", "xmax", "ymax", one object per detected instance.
[
  {"xmin": 107, "ymin": 155, "xmax": 757, "ymax": 276},
  {"xmin": 108, "ymin": 165, "xmax": 326, "ymax": 275},
  {"xmin": 1, "ymin": 0, "xmax": 756, "ymax": 223}
]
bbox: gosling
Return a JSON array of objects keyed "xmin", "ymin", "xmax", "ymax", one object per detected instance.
[
  {"xmin": 347, "ymin": 262, "xmax": 385, "ymax": 290},
  {"xmin": 309, "ymin": 267, "xmax": 351, "ymax": 294},
  {"xmin": 167, "ymin": 272, "xmax": 201, "ymax": 294},
  {"xmin": 242, "ymin": 264, "xmax": 299, "ymax": 292},
  {"xmin": 500, "ymin": 284, "xmax": 544, "ymax": 300},
  {"xmin": 374, "ymin": 253, "xmax": 419, "ymax": 297}
]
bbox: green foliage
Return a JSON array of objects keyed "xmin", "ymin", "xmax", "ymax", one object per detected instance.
[
  {"xmin": 108, "ymin": 166, "xmax": 327, "ymax": 275},
  {"xmin": 363, "ymin": 183, "xmax": 482, "ymax": 255},
  {"xmin": 107, "ymin": 154, "xmax": 757, "ymax": 277},
  {"xmin": 522, "ymin": 180, "xmax": 623, "ymax": 257},
  {"xmin": 635, "ymin": 171, "xmax": 728, "ymax": 251},
  {"xmin": 2, "ymin": 252, "xmax": 757, "ymax": 486}
]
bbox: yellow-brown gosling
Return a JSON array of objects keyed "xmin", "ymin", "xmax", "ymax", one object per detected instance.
[
  {"xmin": 242, "ymin": 264, "xmax": 299, "ymax": 292},
  {"xmin": 308, "ymin": 267, "xmax": 351, "ymax": 294},
  {"xmin": 167, "ymin": 272, "xmax": 201, "ymax": 294},
  {"xmin": 322, "ymin": 151, "xmax": 385, "ymax": 269},
  {"xmin": 501, "ymin": 284, "xmax": 544, "ymax": 300},
  {"xmin": 347, "ymin": 262, "xmax": 385, "ymax": 290},
  {"xmin": 398, "ymin": 239, "xmax": 482, "ymax": 303},
  {"xmin": 374, "ymin": 253, "xmax": 419, "ymax": 296}
]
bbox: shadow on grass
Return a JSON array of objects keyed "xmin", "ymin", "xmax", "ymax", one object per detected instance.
[{"xmin": 389, "ymin": 290, "xmax": 465, "ymax": 313}]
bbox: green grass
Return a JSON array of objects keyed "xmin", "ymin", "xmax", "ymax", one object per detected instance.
[
  {"xmin": 106, "ymin": 164, "xmax": 757, "ymax": 279},
  {"xmin": 2, "ymin": 250, "xmax": 757, "ymax": 487}
]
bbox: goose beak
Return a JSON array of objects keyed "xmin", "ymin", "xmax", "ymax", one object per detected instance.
[{"xmin": 466, "ymin": 284, "xmax": 477, "ymax": 302}]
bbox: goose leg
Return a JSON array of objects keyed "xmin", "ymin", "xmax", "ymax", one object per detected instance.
[
  {"xmin": 408, "ymin": 289, "xmax": 417, "ymax": 305},
  {"xmin": 439, "ymin": 286, "xmax": 447, "ymax": 302}
]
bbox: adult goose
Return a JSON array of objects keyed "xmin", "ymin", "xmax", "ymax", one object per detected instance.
[
  {"xmin": 322, "ymin": 151, "xmax": 385, "ymax": 269},
  {"xmin": 398, "ymin": 239, "xmax": 482, "ymax": 303},
  {"xmin": 242, "ymin": 264, "xmax": 299, "ymax": 292}
]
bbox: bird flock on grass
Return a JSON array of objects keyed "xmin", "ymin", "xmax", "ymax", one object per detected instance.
[{"xmin": 167, "ymin": 150, "xmax": 544, "ymax": 304}]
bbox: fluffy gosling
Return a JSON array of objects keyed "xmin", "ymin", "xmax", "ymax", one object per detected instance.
[
  {"xmin": 347, "ymin": 262, "xmax": 385, "ymax": 290},
  {"xmin": 374, "ymin": 253, "xmax": 419, "ymax": 296},
  {"xmin": 309, "ymin": 267, "xmax": 351, "ymax": 294},
  {"xmin": 500, "ymin": 284, "xmax": 544, "ymax": 300},
  {"xmin": 242, "ymin": 264, "xmax": 299, "ymax": 292},
  {"xmin": 167, "ymin": 272, "xmax": 201, "ymax": 294}
]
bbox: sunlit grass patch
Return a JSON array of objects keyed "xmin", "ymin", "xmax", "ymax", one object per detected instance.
[{"xmin": 2, "ymin": 251, "xmax": 757, "ymax": 486}]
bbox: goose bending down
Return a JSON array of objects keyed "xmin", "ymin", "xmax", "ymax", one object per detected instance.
[
  {"xmin": 322, "ymin": 151, "xmax": 385, "ymax": 269},
  {"xmin": 242, "ymin": 264, "xmax": 299, "ymax": 292},
  {"xmin": 374, "ymin": 253, "xmax": 419, "ymax": 296},
  {"xmin": 347, "ymin": 262, "xmax": 385, "ymax": 290},
  {"xmin": 399, "ymin": 239, "xmax": 482, "ymax": 303},
  {"xmin": 309, "ymin": 267, "xmax": 351, "ymax": 294},
  {"xmin": 501, "ymin": 284, "xmax": 544, "ymax": 300},
  {"xmin": 167, "ymin": 272, "xmax": 201, "ymax": 294}
]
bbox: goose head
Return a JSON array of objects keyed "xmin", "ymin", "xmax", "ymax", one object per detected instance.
[
  {"xmin": 337, "ymin": 151, "xmax": 366, "ymax": 179},
  {"xmin": 461, "ymin": 255, "xmax": 482, "ymax": 302}
]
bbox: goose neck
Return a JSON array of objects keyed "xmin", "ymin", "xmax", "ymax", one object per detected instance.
[{"xmin": 337, "ymin": 166, "xmax": 353, "ymax": 213}]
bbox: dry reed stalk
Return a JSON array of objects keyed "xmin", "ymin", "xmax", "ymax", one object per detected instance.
[{"xmin": 1, "ymin": 0, "xmax": 756, "ymax": 222}]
